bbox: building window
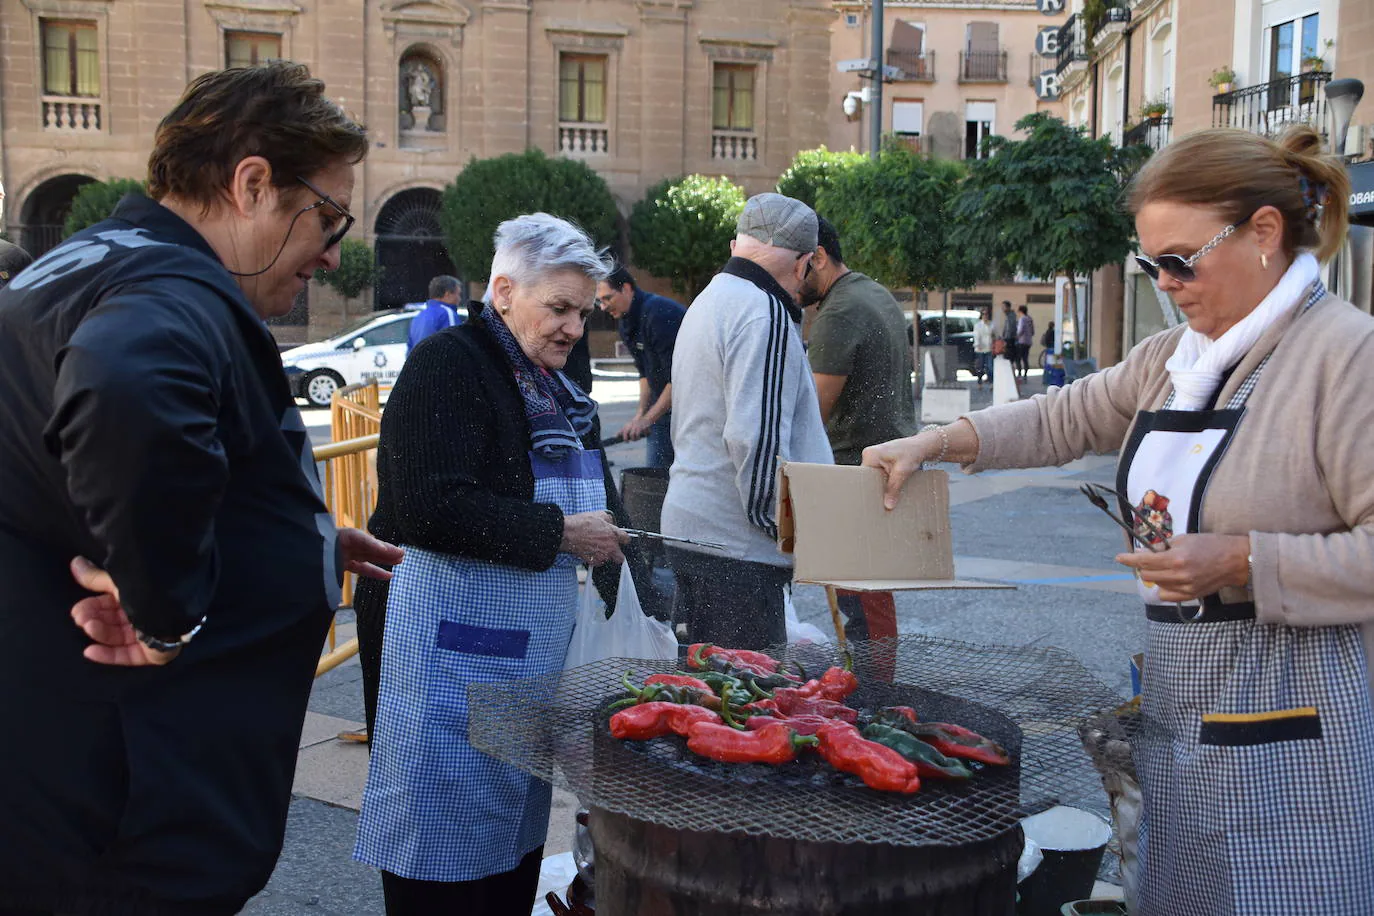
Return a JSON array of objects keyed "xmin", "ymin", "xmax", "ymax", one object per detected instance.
[
  {"xmin": 559, "ymin": 53, "xmax": 607, "ymax": 123},
  {"xmin": 892, "ymin": 100, "xmax": 924, "ymax": 152},
  {"xmin": 712, "ymin": 64, "xmax": 755, "ymax": 131},
  {"xmin": 1268, "ymin": 13, "xmax": 1319, "ymax": 81},
  {"xmin": 42, "ymin": 20, "xmax": 99, "ymax": 97},
  {"xmin": 226, "ymin": 31, "xmax": 281, "ymax": 69},
  {"xmin": 965, "ymin": 101, "xmax": 994, "ymax": 159}
]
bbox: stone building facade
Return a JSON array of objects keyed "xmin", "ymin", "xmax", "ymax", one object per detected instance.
[{"xmin": 0, "ymin": 0, "xmax": 835, "ymax": 342}]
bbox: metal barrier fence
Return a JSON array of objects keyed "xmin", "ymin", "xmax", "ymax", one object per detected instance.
[{"xmin": 315, "ymin": 379, "xmax": 381, "ymax": 677}]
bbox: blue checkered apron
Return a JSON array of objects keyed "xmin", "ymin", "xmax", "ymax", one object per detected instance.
[
  {"xmin": 354, "ymin": 448, "xmax": 607, "ymax": 881},
  {"xmin": 1119, "ymin": 286, "xmax": 1374, "ymax": 914}
]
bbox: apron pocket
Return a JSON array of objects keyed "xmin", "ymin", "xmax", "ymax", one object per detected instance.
[
  {"xmin": 437, "ymin": 620, "xmax": 530, "ymax": 660},
  {"xmin": 1199, "ymin": 707, "xmax": 1322, "ymax": 747}
]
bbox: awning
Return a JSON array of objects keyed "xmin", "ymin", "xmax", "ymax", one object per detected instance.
[{"xmin": 1350, "ymin": 160, "xmax": 1374, "ymax": 224}]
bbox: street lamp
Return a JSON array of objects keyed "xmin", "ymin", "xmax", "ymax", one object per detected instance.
[{"xmin": 1325, "ymin": 78, "xmax": 1364, "ymax": 158}]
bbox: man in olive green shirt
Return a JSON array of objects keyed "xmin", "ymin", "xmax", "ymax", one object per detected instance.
[
  {"xmin": 800, "ymin": 217, "xmax": 915, "ymax": 640},
  {"xmin": 801, "ymin": 217, "xmax": 916, "ymax": 465}
]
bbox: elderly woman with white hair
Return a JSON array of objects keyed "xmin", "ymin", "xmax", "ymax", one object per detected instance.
[{"xmin": 353, "ymin": 213, "xmax": 629, "ymax": 915}]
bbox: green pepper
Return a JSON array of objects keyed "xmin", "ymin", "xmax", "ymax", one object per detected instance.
[{"xmin": 861, "ymin": 723, "xmax": 973, "ymax": 780}]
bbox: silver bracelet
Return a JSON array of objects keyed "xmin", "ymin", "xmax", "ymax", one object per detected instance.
[{"xmin": 920, "ymin": 424, "xmax": 950, "ymax": 465}]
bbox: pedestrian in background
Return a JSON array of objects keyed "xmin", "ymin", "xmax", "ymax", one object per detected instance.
[
  {"xmin": 0, "ymin": 237, "xmax": 32, "ymax": 289},
  {"xmin": 406, "ymin": 273, "xmax": 464, "ymax": 354},
  {"xmin": 972, "ymin": 306, "xmax": 995, "ymax": 388},
  {"xmin": 1000, "ymin": 299, "xmax": 1018, "ymax": 361},
  {"xmin": 595, "ymin": 265, "xmax": 685, "ymax": 468},
  {"xmin": 662, "ymin": 193, "xmax": 832, "ymax": 648},
  {"xmin": 0, "ymin": 63, "xmax": 402, "ymax": 914},
  {"xmin": 800, "ymin": 215, "xmax": 913, "ymax": 640},
  {"xmin": 1016, "ymin": 304, "xmax": 1036, "ymax": 379}
]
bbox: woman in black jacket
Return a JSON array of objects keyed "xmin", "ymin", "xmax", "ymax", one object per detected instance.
[{"xmin": 353, "ymin": 214, "xmax": 630, "ymax": 916}]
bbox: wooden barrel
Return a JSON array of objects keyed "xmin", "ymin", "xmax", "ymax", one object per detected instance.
[{"xmin": 588, "ymin": 808, "xmax": 1021, "ymax": 916}]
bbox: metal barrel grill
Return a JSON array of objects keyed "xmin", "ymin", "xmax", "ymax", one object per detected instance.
[{"xmin": 469, "ymin": 636, "xmax": 1121, "ymax": 916}]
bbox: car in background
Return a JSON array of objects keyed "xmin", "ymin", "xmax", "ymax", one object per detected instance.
[
  {"xmin": 910, "ymin": 309, "xmax": 981, "ymax": 372},
  {"xmin": 281, "ymin": 308, "xmax": 418, "ymax": 407}
]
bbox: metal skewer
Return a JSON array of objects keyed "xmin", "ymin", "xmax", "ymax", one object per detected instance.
[{"xmin": 619, "ymin": 528, "xmax": 728, "ymax": 551}]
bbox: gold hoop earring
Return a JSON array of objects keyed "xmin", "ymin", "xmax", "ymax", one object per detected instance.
[{"xmin": 1261, "ymin": 253, "xmax": 1269, "ymax": 270}]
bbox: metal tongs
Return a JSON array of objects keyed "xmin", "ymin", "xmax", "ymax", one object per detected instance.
[
  {"xmin": 619, "ymin": 528, "xmax": 727, "ymax": 551},
  {"xmin": 1077, "ymin": 482, "xmax": 1202, "ymax": 622}
]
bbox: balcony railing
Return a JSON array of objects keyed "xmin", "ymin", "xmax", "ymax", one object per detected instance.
[
  {"xmin": 959, "ymin": 50, "xmax": 1007, "ymax": 83},
  {"xmin": 1212, "ymin": 71, "xmax": 1330, "ymax": 139},
  {"xmin": 1123, "ymin": 116, "xmax": 1172, "ymax": 151},
  {"xmin": 712, "ymin": 131, "xmax": 758, "ymax": 162},
  {"xmin": 1055, "ymin": 15, "xmax": 1089, "ymax": 77},
  {"xmin": 887, "ymin": 48, "xmax": 935, "ymax": 81},
  {"xmin": 1091, "ymin": 5, "xmax": 1132, "ymax": 43},
  {"xmin": 43, "ymin": 96, "xmax": 102, "ymax": 132},
  {"xmin": 1028, "ymin": 52, "xmax": 1058, "ymax": 86},
  {"xmin": 558, "ymin": 123, "xmax": 609, "ymax": 155}
]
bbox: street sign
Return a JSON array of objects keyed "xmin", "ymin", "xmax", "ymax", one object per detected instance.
[{"xmin": 837, "ymin": 58, "xmax": 873, "ymax": 73}]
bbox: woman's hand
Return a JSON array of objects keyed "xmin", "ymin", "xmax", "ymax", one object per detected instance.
[
  {"xmin": 560, "ymin": 511, "xmax": 628, "ymax": 566},
  {"xmin": 1115, "ymin": 534, "xmax": 1251, "ymax": 603},
  {"xmin": 339, "ymin": 528, "xmax": 405, "ymax": 580}
]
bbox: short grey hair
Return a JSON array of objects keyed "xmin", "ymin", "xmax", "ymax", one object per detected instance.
[{"xmin": 482, "ymin": 213, "xmax": 612, "ymax": 304}]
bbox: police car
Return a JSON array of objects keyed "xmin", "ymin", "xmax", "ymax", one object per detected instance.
[{"xmin": 281, "ymin": 307, "xmax": 419, "ymax": 407}]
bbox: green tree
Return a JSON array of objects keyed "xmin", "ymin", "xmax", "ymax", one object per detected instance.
[
  {"xmin": 775, "ymin": 146, "xmax": 866, "ymax": 211},
  {"xmin": 816, "ymin": 142, "xmax": 986, "ymax": 295},
  {"xmin": 629, "ymin": 174, "xmax": 746, "ymax": 299},
  {"xmin": 63, "ymin": 178, "xmax": 146, "ymax": 237},
  {"xmin": 439, "ymin": 148, "xmax": 619, "ymax": 282},
  {"xmin": 314, "ymin": 238, "xmax": 381, "ymax": 301},
  {"xmin": 950, "ymin": 112, "xmax": 1147, "ymax": 350}
]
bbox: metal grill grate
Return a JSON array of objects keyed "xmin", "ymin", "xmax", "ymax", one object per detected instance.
[{"xmin": 469, "ymin": 636, "xmax": 1123, "ymax": 848}]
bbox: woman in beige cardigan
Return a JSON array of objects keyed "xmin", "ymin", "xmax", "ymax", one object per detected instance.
[{"xmin": 866, "ymin": 126, "xmax": 1373, "ymax": 915}]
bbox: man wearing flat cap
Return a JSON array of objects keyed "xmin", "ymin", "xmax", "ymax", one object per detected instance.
[{"xmin": 661, "ymin": 192, "xmax": 833, "ymax": 648}]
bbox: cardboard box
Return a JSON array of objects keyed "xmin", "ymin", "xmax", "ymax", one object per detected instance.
[{"xmin": 776, "ymin": 462, "xmax": 1011, "ymax": 592}]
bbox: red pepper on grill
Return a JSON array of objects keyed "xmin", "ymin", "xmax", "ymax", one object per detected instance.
[
  {"xmin": 686, "ymin": 720, "xmax": 819, "ymax": 765},
  {"xmin": 883, "ymin": 706, "xmax": 919, "ymax": 724},
  {"xmin": 686, "ymin": 644, "xmax": 800, "ymax": 681},
  {"xmin": 875, "ymin": 709, "xmax": 1010, "ymax": 766},
  {"xmin": 744, "ymin": 714, "xmax": 834, "ymax": 737},
  {"xmin": 645, "ymin": 674, "xmax": 716, "ymax": 693},
  {"xmin": 771, "ymin": 687, "xmax": 860, "ymax": 723},
  {"xmin": 614, "ymin": 670, "xmax": 723, "ymax": 711},
  {"xmin": 610, "ymin": 702, "xmax": 722, "ymax": 740},
  {"xmin": 814, "ymin": 721, "xmax": 921, "ymax": 794},
  {"xmin": 816, "ymin": 666, "xmax": 860, "ymax": 701}
]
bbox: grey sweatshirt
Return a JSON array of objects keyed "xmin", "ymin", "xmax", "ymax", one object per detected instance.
[{"xmin": 662, "ymin": 257, "xmax": 833, "ymax": 567}]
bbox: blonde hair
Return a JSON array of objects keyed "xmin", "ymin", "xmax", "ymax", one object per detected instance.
[{"xmin": 1127, "ymin": 126, "xmax": 1350, "ymax": 262}]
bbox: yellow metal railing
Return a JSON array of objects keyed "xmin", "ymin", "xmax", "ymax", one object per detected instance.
[{"xmin": 314, "ymin": 379, "xmax": 382, "ymax": 677}]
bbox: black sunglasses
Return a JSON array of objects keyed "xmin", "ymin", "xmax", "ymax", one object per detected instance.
[
  {"xmin": 296, "ymin": 175, "xmax": 355, "ymax": 250},
  {"xmin": 1135, "ymin": 213, "xmax": 1252, "ymax": 283}
]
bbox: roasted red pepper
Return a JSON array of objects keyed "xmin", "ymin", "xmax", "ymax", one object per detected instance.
[
  {"xmin": 815, "ymin": 721, "xmax": 921, "ymax": 794},
  {"xmin": 771, "ymin": 687, "xmax": 859, "ymax": 723},
  {"xmin": 610, "ymin": 702, "xmax": 721, "ymax": 740},
  {"xmin": 686, "ymin": 720, "xmax": 818, "ymax": 765},
  {"xmin": 645, "ymin": 674, "xmax": 715, "ymax": 693},
  {"xmin": 883, "ymin": 706, "xmax": 919, "ymax": 724},
  {"xmin": 875, "ymin": 710, "xmax": 1010, "ymax": 766},
  {"xmin": 745, "ymin": 714, "xmax": 834, "ymax": 737},
  {"xmin": 817, "ymin": 666, "xmax": 860, "ymax": 701},
  {"xmin": 687, "ymin": 644, "xmax": 801, "ymax": 681},
  {"xmin": 615, "ymin": 671, "xmax": 723, "ymax": 711}
]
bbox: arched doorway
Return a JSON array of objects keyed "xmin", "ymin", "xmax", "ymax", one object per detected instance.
[
  {"xmin": 19, "ymin": 174, "xmax": 95, "ymax": 257},
  {"xmin": 373, "ymin": 188, "xmax": 459, "ymax": 309}
]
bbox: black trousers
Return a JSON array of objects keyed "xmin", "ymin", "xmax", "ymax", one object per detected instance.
[
  {"xmin": 666, "ymin": 547, "xmax": 790, "ymax": 649},
  {"xmin": 380, "ymin": 846, "xmax": 544, "ymax": 916}
]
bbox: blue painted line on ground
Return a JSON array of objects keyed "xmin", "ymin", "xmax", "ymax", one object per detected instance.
[{"xmin": 1003, "ymin": 573, "xmax": 1135, "ymax": 585}]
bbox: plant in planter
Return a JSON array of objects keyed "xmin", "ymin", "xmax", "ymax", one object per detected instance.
[
  {"xmin": 1139, "ymin": 97, "xmax": 1169, "ymax": 122},
  {"xmin": 1209, "ymin": 67, "xmax": 1237, "ymax": 94},
  {"xmin": 1303, "ymin": 40, "xmax": 1334, "ymax": 73}
]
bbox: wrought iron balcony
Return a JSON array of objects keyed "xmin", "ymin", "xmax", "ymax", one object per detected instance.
[
  {"xmin": 887, "ymin": 48, "xmax": 935, "ymax": 81},
  {"xmin": 1123, "ymin": 116, "xmax": 1172, "ymax": 151},
  {"xmin": 1212, "ymin": 71, "xmax": 1331, "ymax": 139},
  {"xmin": 1055, "ymin": 15, "xmax": 1089, "ymax": 78},
  {"xmin": 959, "ymin": 50, "xmax": 1007, "ymax": 83}
]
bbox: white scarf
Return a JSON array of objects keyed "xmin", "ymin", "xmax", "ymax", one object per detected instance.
[{"xmin": 1164, "ymin": 252, "xmax": 1319, "ymax": 410}]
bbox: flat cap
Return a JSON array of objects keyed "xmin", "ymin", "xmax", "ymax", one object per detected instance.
[{"xmin": 736, "ymin": 192, "xmax": 818, "ymax": 254}]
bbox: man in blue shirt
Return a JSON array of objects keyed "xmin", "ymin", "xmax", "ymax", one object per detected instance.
[
  {"xmin": 405, "ymin": 274, "xmax": 463, "ymax": 354},
  {"xmin": 596, "ymin": 266, "xmax": 685, "ymax": 467}
]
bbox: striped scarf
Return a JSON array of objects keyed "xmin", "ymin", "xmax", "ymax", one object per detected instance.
[{"xmin": 483, "ymin": 304, "xmax": 597, "ymax": 458}]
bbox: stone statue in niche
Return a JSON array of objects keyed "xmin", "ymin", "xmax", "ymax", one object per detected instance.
[{"xmin": 399, "ymin": 58, "xmax": 441, "ymax": 132}]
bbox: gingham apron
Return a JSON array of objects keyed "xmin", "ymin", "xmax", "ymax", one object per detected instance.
[
  {"xmin": 1120, "ymin": 284, "xmax": 1374, "ymax": 915},
  {"xmin": 354, "ymin": 448, "xmax": 607, "ymax": 882}
]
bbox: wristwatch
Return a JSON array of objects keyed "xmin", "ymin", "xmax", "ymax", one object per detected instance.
[{"xmin": 135, "ymin": 616, "xmax": 207, "ymax": 652}]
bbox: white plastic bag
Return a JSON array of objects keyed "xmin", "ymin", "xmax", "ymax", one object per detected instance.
[
  {"xmin": 784, "ymin": 588, "xmax": 831, "ymax": 645},
  {"xmin": 564, "ymin": 563, "xmax": 678, "ymax": 669}
]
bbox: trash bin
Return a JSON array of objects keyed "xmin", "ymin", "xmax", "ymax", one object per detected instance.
[{"xmin": 1016, "ymin": 806, "xmax": 1112, "ymax": 916}]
